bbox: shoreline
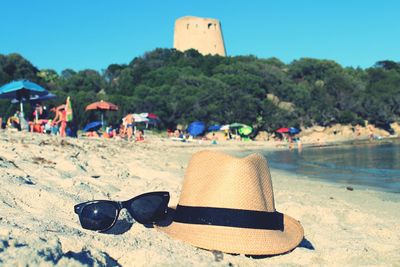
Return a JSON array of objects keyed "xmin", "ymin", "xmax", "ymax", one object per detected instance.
[
  {"xmin": 0, "ymin": 130, "xmax": 399, "ymax": 266},
  {"xmin": 259, "ymin": 137, "xmax": 400, "ymax": 195},
  {"xmin": 201, "ymin": 135, "xmax": 400, "ymax": 196},
  {"xmin": 270, "ymin": 162, "xmax": 400, "ymax": 196}
]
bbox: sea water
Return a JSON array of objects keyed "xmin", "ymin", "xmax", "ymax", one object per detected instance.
[{"xmin": 263, "ymin": 140, "xmax": 400, "ymax": 193}]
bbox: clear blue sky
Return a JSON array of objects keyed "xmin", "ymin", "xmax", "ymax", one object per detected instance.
[{"xmin": 2, "ymin": 0, "xmax": 399, "ymax": 73}]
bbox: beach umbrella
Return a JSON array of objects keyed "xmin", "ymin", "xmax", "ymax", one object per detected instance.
[
  {"xmin": 147, "ymin": 113, "xmax": 158, "ymax": 119},
  {"xmin": 229, "ymin": 123, "xmax": 252, "ymax": 137},
  {"xmin": 0, "ymin": 80, "xmax": 48, "ymax": 114},
  {"xmin": 85, "ymin": 100, "xmax": 118, "ymax": 126},
  {"xmin": 138, "ymin": 112, "xmax": 160, "ymax": 128},
  {"xmin": 147, "ymin": 114, "xmax": 160, "ymax": 127},
  {"xmin": 276, "ymin": 127, "xmax": 290, "ymax": 133},
  {"xmin": 220, "ymin": 124, "xmax": 230, "ymax": 131},
  {"xmin": 132, "ymin": 113, "xmax": 149, "ymax": 122},
  {"xmin": 83, "ymin": 121, "xmax": 103, "ymax": 132},
  {"xmin": 238, "ymin": 125, "xmax": 253, "ymax": 136},
  {"xmin": 208, "ymin": 125, "xmax": 221, "ymax": 132},
  {"xmin": 289, "ymin": 127, "xmax": 300, "ymax": 135},
  {"xmin": 86, "ymin": 100, "xmax": 118, "ymax": 111},
  {"xmin": 10, "ymin": 92, "xmax": 57, "ymax": 104},
  {"xmin": 139, "ymin": 112, "xmax": 159, "ymax": 120},
  {"xmin": 229, "ymin": 122, "xmax": 250, "ymax": 129},
  {"xmin": 187, "ymin": 121, "xmax": 206, "ymax": 136}
]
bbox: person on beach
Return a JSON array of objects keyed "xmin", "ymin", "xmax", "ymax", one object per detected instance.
[
  {"xmin": 52, "ymin": 107, "xmax": 60, "ymax": 129},
  {"xmin": 211, "ymin": 132, "xmax": 218, "ymax": 144},
  {"xmin": 29, "ymin": 120, "xmax": 45, "ymax": 133},
  {"xmin": 53, "ymin": 107, "xmax": 67, "ymax": 137},
  {"xmin": 368, "ymin": 125, "xmax": 375, "ymax": 140},
  {"xmin": 0, "ymin": 116, "xmax": 5, "ymax": 129},
  {"xmin": 167, "ymin": 128, "xmax": 174, "ymax": 137},
  {"xmin": 103, "ymin": 124, "xmax": 115, "ymax": 138},
  {"xmin": 117, "ymin": 124, "xmax": 126, "ymax": 139},
  {"xmin": 44, "ymin": 119, "xmax": 52, "ymax": 134},
  {"xmin": 174, "ymin": 129, "xmax": 182, "ymax": 138},
  {"xmin": 33, "ymin": 102, "xmax": 44, "ymax": 121},
  {"xmin": 29, "ymin": 105, "xmax": 44, "ymax": 133},
  {"xmin": 7, "ymin": 111, "xmax": 21, "ymax": 131},
  {"xmin": 87, "ymin": 130, "xmax": 100, "ymax": 137},
  {"xmin": 289, "ymin": 141, "xmax": 294, "ymax": 150},
  {"xmin": 297, "ymin": 138, "xmax": 302, "ymax": 152},
  {"xmin": 124, "ymin": 113, "xmax": 135, "ymax": 141},
  {"xmin": 317, "ymin": 138, "xmax": 325, "ymax": 147},
  {"xmin": 135, "ymin": 129, "xmax": 145, "ymax": 142},
  {"xmin": 59, "ymin": 108, "xmax": 67, "ymax": 137},
  {"xmin": 224, "ymin": 129, "xmax": 232, "ymax": 140}
]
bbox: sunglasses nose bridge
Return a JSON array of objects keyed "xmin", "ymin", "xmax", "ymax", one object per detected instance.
[{"xmin": 119, "ymin": 201, "xmax": 137, "ymax": 221}]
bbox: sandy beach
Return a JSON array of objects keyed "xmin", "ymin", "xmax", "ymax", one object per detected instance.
[{"xmin": 0, "ymin": 130, "xmax": 399, "ymax": 266}]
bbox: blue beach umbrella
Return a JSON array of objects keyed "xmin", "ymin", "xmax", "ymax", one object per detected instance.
[
  {"xmin": 208, "ymin": 125, "xmax": 221, "ymax": 132},
  {"xmin": 289, "ymin": 127, "xmax": 300, "ymax": 135},
  {"xmin": 187, "ymin": 121, "xmax": 206, "ymax": 136},
  {"xmin": 83, "ymin": 121, "xmax": 103, "ymax": 132},
  {"xmin": 0, "ymin": 80, "xmax": 48, "ymax": 113}
]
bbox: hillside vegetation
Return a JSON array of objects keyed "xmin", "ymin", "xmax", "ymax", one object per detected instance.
[{"xmin": 1, "ymin": 49, "xmax": 399, "ymax": 132}]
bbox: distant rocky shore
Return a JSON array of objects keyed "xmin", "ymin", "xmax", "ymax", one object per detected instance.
[{"xmin": 254, "ymin": 122, "xmax": 400, "ymax": 146}]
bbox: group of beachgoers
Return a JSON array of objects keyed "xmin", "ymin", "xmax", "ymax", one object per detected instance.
[
  {"xmin": 0, "ymin": 104, "xmax": 146, "ymax": 142},
  {"xmin": 86, "ymin": 113, "xmax": 145, "ymax": 142},
  {"xmin": 0, "ymin": 103, "xmax": 76, "ymax": 138},
  {"xmin": 1, "ymin": 102, "xmax": 307, "ymax": 147},
  {"xmin": 166, "ymin": 128, "xmax": 254, "ymax": 145}
]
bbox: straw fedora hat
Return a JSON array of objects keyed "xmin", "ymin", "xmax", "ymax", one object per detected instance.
[{"xmin": 158, "ymin": 150, "xmax": 304, "ymax": 255}]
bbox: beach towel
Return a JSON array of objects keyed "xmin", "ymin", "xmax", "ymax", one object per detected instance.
[{"xmin": 65, "ymin": 96, "xmax": 73, "ymax": 122}]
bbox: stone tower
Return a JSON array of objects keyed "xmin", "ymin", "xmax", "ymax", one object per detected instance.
[{"xmin": 174, "ymin": 16, "xmax": 226, "ymax": 56}]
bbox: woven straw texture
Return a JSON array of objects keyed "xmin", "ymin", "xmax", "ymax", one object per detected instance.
[{"xmin": 158, "ymin": 150, "xmax": 304, "ymax": 255}]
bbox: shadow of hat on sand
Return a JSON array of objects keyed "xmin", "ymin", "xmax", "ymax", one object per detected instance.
[
  {"xmin": 248, "ymin": 238, "xmax": 315, "ymax": 259},
  {"xmin": 155, "ymin": 207, "xmax": 314, "ymax": 258}
]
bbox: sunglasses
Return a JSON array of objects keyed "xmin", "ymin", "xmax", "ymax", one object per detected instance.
[{"xmin": 74, "ymin": 191, "xmax": 170, "ymax": 232}]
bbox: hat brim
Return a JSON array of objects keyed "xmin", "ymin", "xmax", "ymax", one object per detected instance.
[{"xmin": 156, "ymin": 206, "xmax": 304, "ymax": 256}]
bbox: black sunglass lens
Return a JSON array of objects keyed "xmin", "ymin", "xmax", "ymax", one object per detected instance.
[
  {"xmin": 130, "ymin": 195, "xmax": 165, "ymax": 223},
  {"xmin": 79, "ymin": 203, "xmax": 118, "ymax": 231}
]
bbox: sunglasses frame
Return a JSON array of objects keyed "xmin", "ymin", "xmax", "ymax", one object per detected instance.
[{"xmin": 74, "ymin": 191, "xmax": 170, "ymax": 232}]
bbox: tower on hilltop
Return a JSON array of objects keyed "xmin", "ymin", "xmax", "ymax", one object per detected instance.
[{"xmin": 174, "ymin": 16, "xmax": 226, "ymax": 56}]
